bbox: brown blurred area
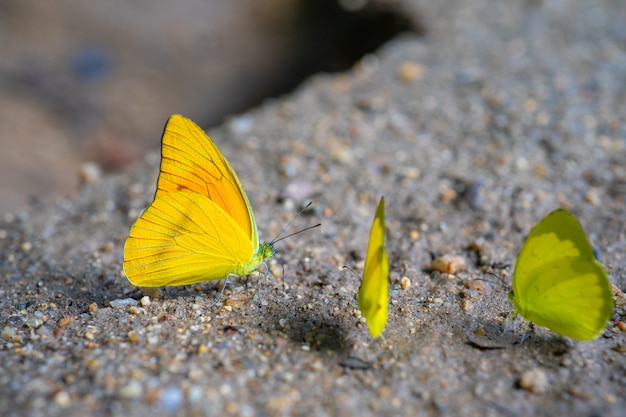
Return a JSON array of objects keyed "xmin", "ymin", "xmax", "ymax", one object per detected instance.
[{"xmin": 0, "ymin": 0, "xmax": 417, "ymax": 215}]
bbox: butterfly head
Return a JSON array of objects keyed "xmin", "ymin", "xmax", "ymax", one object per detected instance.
[{"xmin": 258, "ymin": 242, "xmax": 276, "ymax": 261}]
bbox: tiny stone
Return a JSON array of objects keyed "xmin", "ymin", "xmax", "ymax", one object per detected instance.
[
  {"xmin": 160, "ymin": 386, "xmax": 183, "ymax": 413},
  {"xmin": 119, "ymin": 380, "xmax": 143, "ymax": 399},
  {"xmin": 397, "ymin": 61, "xmax": 425, "ymax": 82},
  {"xmin": 401, "ymin": 276, "xmax": 411, "ymax": 290},
  {"xmin": 519, "ymin": 368, "xmax": 549, "ymax": 394},
  {"xmin": 78, "ymin": 162, "xmax": 102, "ymax": 185},
  {"xmin": 87, "ymin": 303, "xmax": 99, "ymax": 312},
  {"xmin": 21, "ymin": 242, "xmax": 32, "ymax": 252},
  {"xmin": 100, "ymin": 242, "xmax": 115, "ymax": 252},
  {"xmin": 57, "ymin": 317, "xmax": 73, "ymax": 328},
  {"xmin": 431, "ymin": 255, "xmax": 467, "ymax": 274},
  {"xmin": 25, "ymin": 318, "xmax": 43, "ymax": 329},
  {"xmin": 465, "ymin": 280, "xmax": 486, "ymax": 295},
  {"xmin": 1, "ymin": 326, "xmax": 16, "ymax": 340},
  {"xmin": 53, "ymin": 390, "xmax": 71, "ymax": 407},
  {"xmin": 128, "ymin": 330, "xmax": 139, "ymax": 343},
  {"xmin": 108, "ymin": 298, "xmax": 139, "ymax": 308},
  {"xmin": 140, "ymin": 296, "xmax": 151, "ymax": 307}
]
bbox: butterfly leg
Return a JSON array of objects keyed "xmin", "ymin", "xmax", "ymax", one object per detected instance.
[{"xmin": 209, "ymin": 276, "xmax": 233, "ymax": 307}]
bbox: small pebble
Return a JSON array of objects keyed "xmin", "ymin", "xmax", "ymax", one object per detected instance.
[
  {"xmin": 1, "ymin": 326, "xmax": 16, "ymax": 340},
  {"xmin": 53, "ymin": 390, "xmax": 71, "ymax": 407},
  {"xmin": 119, "ymin": 380, "xmax": 143, "ymax": 399},
  {"xmin": 439, "ymin": 188, "xmax": 457, "ymax": 203},
  {"xmin": 615, "ymin": 321, "xmax": 626, "ymax": 331},
  {"xmin": 519, "ymin": 368, "xmax": 549, "ymax": 394},
  {"xmin": 431, "ymin": 255, "xmax": 467, "ymax": 274},
  {"xmin": 397, "ymin": 61, "xmax": 425, "ymax": 82},
  {"xmin": 140, "ymin": 296, "xmax": 151, "ymax": 307},
  {"xmin": 25, "ymin": 318, "xmax": 43, "ymax": 329},
  {"xmin": 465, "ymin": 280, "xmax": 486, "ymax": 295},
  {"xmin": 224, "ymin": 294, "xmax": 250, "ymax": 309},
  {"xmin": 87, "ymin": 302, "xmax": 99, "ymax": 312},
  {"xmin": 468, "ymin": 237, "xmax": 486, "ymax": 253},
  {"xmin": 127, "ymin": 331, "xmax": 139, "ymax": 343},
  {"xmin": 100, "ymin": 242, "xmax": 115, "ymax": 252},
  {"xmin": 604, "ymin": 393, "xmax": 616, "ymax": 404},
  {"xmin": 78, "ymin": 162, "xmax": 102, "ymax": 185},
  {"xmin": 613, "ymin": 344, "xmax": 626, "ymax": 353},
  {"xmin": 159, "ymin": 386, "xmax": 183, "ymax": 413},
  {"xmin": 84, "ymin": 330, "xmax": 97, "ymax": 340},
  {"xmin": 129, "ymin": 306, "xmax": 146, "ymax": 315},
  {"xmin": 401, "ymin": 276, "xmax": 411, "ymax": 289},
  {"xmin": 108, "ymin": 298, "xmax": 139, "ymax": 308},
  {"xmin": 57, "ymin": 317, "xmax": 73, "ymax": 328}
]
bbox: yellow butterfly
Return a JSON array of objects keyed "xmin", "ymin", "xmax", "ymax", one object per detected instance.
[
  {"xmin": 123, "ymin": 114, "xmax": 275, "ymax": 287},
  {"xmin": 508, "ymin": 209, "xmax": 614, "ymax": 340},
  {"xmin": 358, "ymin": 197, "xmax": 389, "ymax": 338}
]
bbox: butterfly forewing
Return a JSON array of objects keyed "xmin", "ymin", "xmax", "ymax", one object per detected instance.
[
  {"xmin": 156, "ymin": 114, "xmax": 258, "ymax": 248},
  {"xmin": 358, "ymin": 197, "xmax": 389, "ymax": 338}
]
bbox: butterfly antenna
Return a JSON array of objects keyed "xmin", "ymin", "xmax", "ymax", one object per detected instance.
[
  {"xmin": 342, "ymin": 265, "xmax": 361, "ymax": 280},
  {"xmin": 270, "ymin": 202, "xmax": 321, "ymax": 244},
  {"xmin": 474, "ymin": 272, "xmax": 509, "ymax": 291}
]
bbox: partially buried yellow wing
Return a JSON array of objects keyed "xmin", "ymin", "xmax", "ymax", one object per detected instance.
[
  {"xmin": 508, "ymin": 209, "xmax": 613, "ymax": 341},
  {"xmin": 123, "ymin": 114, "xmax": 275, "ymax": 287},
  {"xmin": 358, "ymin": 197, "xmax": 389, "ymax": 338}
]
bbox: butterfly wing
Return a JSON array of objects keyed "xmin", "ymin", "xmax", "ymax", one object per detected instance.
[
  {"xmin": 155, "ymin": 114, "xmax": 258, "ymax": 248},
  {"xmin": 124, "ymin": 191, "xmax": 256, "ymax": 287},
  {"xmin": 358, "ymin": 197, "xmax": 389, "ymax": 338},
  {"xmin": 510, "ymin": 209, "xmax": 613, "ymax": 340}
]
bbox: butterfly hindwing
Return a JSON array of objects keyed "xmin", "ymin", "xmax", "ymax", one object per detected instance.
[
  {"xmin": 124, "ymin": 192, "xmax": 255, "ymax": 287},
  {"xmin": 510, "ymin": 209, "xmax": 613, "ymax": 340}
]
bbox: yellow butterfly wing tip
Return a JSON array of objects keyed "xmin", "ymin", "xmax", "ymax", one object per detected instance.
[
  {"xmin": 358, "ymin": 197, "xmax": 389, "ymax": 338},
  {"xmin": 157, "ymin": 114, "xmax": 258, "ymax": 246},
  {"xmin": 510, "ymin": 209, "xmax": 614, "ymax": 341},
  {"xmin": 123, "ymin": 115, "xmax": 271, "ymax": 287}
]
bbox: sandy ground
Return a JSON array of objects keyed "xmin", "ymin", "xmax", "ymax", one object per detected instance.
[{"xmin": 1, "ymin": 1, "xmax": 625, "ymax": 416}]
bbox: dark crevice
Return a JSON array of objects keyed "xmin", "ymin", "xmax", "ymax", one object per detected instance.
[{"xmin": 203, "ymin": 0, "xmax": 421, "ymax": 126}]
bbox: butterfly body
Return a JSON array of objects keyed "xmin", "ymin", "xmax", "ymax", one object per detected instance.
[
  {"xmin": 508, "ymin": 209, "xmax": 613, "ymax": 341},
  {"xmin": 123, "ymin": 115, "xmax": 274, "ymax": 287}
]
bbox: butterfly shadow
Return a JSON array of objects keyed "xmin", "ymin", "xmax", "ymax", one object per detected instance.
[
  {"xmin": 466, "ymin": 317, "xmax": 571, "ymax": 354},
  {"xmin": 260, "ymin": 296, "xmax": 351, "ymax": 354}
]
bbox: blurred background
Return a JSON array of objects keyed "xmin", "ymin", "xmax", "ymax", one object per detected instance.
[{"xmin": 0, "ymin": 0, "xmax": 419, "ymax": 215}]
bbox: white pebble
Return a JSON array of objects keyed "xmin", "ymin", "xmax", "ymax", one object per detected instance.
[{"xmin": 519, "ymin": 368, "xmax": 549, "ymax": 394}]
